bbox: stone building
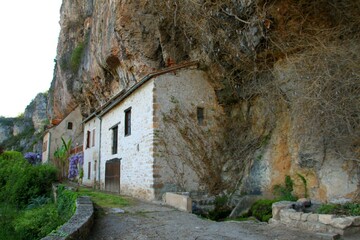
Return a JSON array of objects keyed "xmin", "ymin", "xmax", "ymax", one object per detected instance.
[
  {"xmin": 82, "ymin": 62, "xmax": 224, "ymax": 200},
  {"xmin": 42, "ymin": 107, "xmax": 83, "ymax": 164}
]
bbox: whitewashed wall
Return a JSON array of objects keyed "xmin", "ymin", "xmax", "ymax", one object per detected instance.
[
  {"xmin": 82, "ymin": 117, "xmax": 101, "ymax": 187},
  {"xmin": 100, "ymin": 80, "xmax": 155, "ymax": 200}
]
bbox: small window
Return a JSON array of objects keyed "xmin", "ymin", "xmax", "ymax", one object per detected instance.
[
  {"xmin": 94, "ymin": 161, "xmax": 97, "ymax": 180},
  {"xmin": 112, "ymin": 126, "xmax": 118, "ymax": 154},
  {"xmin": 197, "ymin": 107, "xmax": 204, "ymax": 125},
  {"xmin": 88, "ymin": 162, "xmax": 91, "ymax": 180},
  {"xmin": 86, "ymin": 130, "xmax": 91, "ymax": 149},
  {"xmin": 42, "ymin": 141, "xmax": 48, "ymax": 152},
  {"xmin": 67, "ymin": 122, "xmax": 73, "ymax": 130},
  {"xmin": 92, "ymin": 129, "xmax": 96, "ymax": 147},
  {"xmin": 124, "ymin": 108, "xmax": 131, "ymax": 136}
]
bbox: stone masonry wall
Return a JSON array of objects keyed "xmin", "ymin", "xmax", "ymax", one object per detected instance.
[
  {"xmin": 100, "ymin": 80, "xmax": 155, "ymax": 200},
  {"xmin": 271, "ymin": 201, "xmax": 360, "ymax": 237},
  {"xmin": 153, "ymin": 69, "xmax": 224, "ymax": 197}
]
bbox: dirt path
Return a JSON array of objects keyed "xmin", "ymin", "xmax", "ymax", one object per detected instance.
[{"xmin": 88, "ymin": 199, "xmax": 332, "ymax": 240}]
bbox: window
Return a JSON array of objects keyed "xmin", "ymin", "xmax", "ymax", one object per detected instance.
[
  {"xmin": 112, "ymin": 126, "xmax": 118, "ymax": 154},
  {"xmin": 67, "ymin": 122, "xmax": 73, "ymax": 130},
  {"xmin": 86, "ymin": 130, "xmax": 91, "ymax": 149},
  {"xmin": 124, "ymin": 108, "xmax": 131, "ymax": 136},
  {"xmin": 42, "ymin": 141, "xmax": 47, "ymax": 152},
  {"xmin": 88, "ymin": 162, "xmax": 91, "ymax": 180},
  {"xmin": 94, "ymin": 161, "xmax": 97, "ymax": 180},
  {"xmin": 92, "ymin": 129, "xmax": 96, "ymax": 147},
  {"xmin": 197, "ymin": 107, "xmax": 204, "ymax": 125}
]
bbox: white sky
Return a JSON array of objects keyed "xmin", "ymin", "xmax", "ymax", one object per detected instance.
[{"xmin": 0, "ymin": 1, "xmax": 62, "ymax": 117}]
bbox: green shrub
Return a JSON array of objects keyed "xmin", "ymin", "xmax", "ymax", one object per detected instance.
[
  {"xmin": 1, "ymin": 151, "xmax": 24, "ymax": 161},
  {"xmin": 0, "ymin": 204, "xmax": 20, "ymax": 240},
  {"xmin": 249, "ymin": 199, "xmax": 277, "ymax": 222},
  {"xmin": 0, "ymin": 152, "xmax": 67, "ymax": 239},
  {"xmin": 6, "ymin": 164, "xmax": 57, "ymax": 208},
  {"xmin": 57, "ymin": 185, "xmax": 78, "ymax": 221},
  {"xmin": 273, "ymin": 175, "xmax": 298, "ymax": 201},
  {"xmin": 27, "ymin": 196, "xmax": 51, "ymax": 210},
  {"xmin": 14, "ymin": 203, "xmax": 62, "ymax": 240},
  {"xmin": 0, "ymin": 152, "xmax": 57, "ymax": 208}
]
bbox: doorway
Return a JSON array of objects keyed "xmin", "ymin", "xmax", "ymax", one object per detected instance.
[{"xmin": 105, "ymin": 158, "xmax": 121, "ymax": 193}]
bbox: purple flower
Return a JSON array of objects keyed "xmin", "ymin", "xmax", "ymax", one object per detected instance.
[
  {"xmin": 68, "ymin": 153, "xmax": 83, "ymax": 179},
  {"xmin": 24, "ymin": 152, "xmax": 41, "ymax": 165}
]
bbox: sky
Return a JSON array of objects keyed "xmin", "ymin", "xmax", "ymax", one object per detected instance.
[{"xmin": 0, "ymin": 1, "xmax": 62, "ymax": 118}]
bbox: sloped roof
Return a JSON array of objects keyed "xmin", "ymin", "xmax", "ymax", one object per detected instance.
[{"xmin": 83, "ymin": 61, "xmax": 198, "ymax": 123}]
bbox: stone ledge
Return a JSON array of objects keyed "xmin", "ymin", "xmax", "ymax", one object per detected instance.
[
  {"xmin": 270, "ymin": 201, "xmax": 360, "ymax": 237},
  {"xmin": 42, "ymin": 196, "xmax": 94, "ymax": 240},
  {"xmin": 163, "ymin": 192, "xmax": 192, "ymax": 213}
]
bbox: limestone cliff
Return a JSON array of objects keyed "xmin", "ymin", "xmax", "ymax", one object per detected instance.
[
  {"xmin": 0, "ymin": 93, "xmax": 48, "ymax": 153},
  {"xmin": 49, "ymin": 0, "xmax": 360, "ymax": 202}
]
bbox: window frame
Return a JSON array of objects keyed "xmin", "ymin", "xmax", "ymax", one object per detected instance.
[
  {"xmin": 86, "ymin": 130, "xmax": 91, "ymax": 149},
  {"xmin": 124, "ymin": 107, "xmax": 132, "ymax": 137},
  {"xmin": 197, "ymin": 107, "xmax": 205, "ymax": 125},
  {"xmin": 111, "ymin": 126, "xmax": 118, "ymax": 155},
  {"xmin": 92, "ymin": 128, "xmax": 96, "ymax": 147},
  {"xmin": 88, "ymin": 162, "xmax": 91, "ymax": 180}
]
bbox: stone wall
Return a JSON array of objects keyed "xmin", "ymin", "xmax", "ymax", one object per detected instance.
[
  {"xmin": 270, "ymin": 201, "xmax": 360, "ymax": 237},
  {"xmin": 154, "ymin": 69, "xmax": 225, "ymax": 196},
  {"xmin": 100, "ymin": 80, "xmax": 155, "ymax": 200}
]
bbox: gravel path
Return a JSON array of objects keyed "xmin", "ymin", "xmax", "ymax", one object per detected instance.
[{"xmin": 88, "ymin": 199, "xmax": 333, "ymax": 240}]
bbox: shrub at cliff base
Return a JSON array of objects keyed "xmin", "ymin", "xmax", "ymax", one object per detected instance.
[
  {"xmin": 249, "ymin": 199, "xmax": 278, "ymax": 222},
  {"xmin": 0, "ymin": 151, "xmax": 57, "ymax": 208},
  {"xmin": 0, "ymin": 151, "xmax": 78, "ymax": 240},
  {"xmin": 13, "ymin": 204, "xmax": 62, "ymax": 240}
]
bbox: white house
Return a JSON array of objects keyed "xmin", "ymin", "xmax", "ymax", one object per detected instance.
[
  {"xmin": 82, "ymin": 116, "xmax": 101, "ymax": 187},
  {"xmin": 83, "ymin": 62, "xmax": 223, "ymax": 200}
]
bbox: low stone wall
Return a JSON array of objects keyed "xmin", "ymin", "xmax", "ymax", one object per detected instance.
[
  {"xmin": 270, "ymin": 201, "xmax": 360, "ymax": 237},
  {"xmin": 42, "ymin": 196, "xmax": 94, "ymax": 240},
  {"xmin": 163, "ymin": 192, "xmax": 192, "ymax": 213}
]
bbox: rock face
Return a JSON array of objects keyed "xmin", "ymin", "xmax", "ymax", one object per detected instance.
[
  {"xmin": 48, "ymin": 0, "xmax": 360, "ymax": 202},
  {"xmin": 25, "ymin": 93, "xmax": 48, "ymax": 132},
  {"xmin": 0, "ymin": 93, "xmax": 48, "ymax": 153},
  {"xmin": 0, "ymin": 123, "xmax": 12, "ymax": 143}
]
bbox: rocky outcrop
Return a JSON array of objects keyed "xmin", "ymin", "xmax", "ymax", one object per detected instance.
[
  {"xmin": 0, "ymin": 93, "xmax": 48, "ymax": 153},
  {"xmin": 25, "ymin": 93, "xmax": 48, "ymax": 132},
  {"xmin": 0, "ymin": 122, "xmax": 12, "ymax": 144},
  {"xmin": 48, "ymin": 0, "xmax": 359, "ymax": 202}
]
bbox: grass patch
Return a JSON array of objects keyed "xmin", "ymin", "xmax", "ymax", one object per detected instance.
[
  {"xmin": 317, "ymin": 203, "xmax": 360, "ymax": 216},
  {"xmin": 77, "ymin": 187, "xmax": 130, "ymax": 208}
]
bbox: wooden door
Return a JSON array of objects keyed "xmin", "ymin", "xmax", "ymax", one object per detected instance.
[{"xmin": 105, "ymin": 158, "xmax": 121, "ymax": 193}]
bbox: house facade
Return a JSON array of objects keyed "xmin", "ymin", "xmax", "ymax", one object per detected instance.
[
  {"xmin": 42, "ymin": 107, "xmax": 84, "ymax": 164},
  {"xmin": 83, "ymin": 62, "xmax": 223, "ymax": 200},
  {"xmin": 82, "ymin": 117, "xmax": 101, "ymax": 187}
]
